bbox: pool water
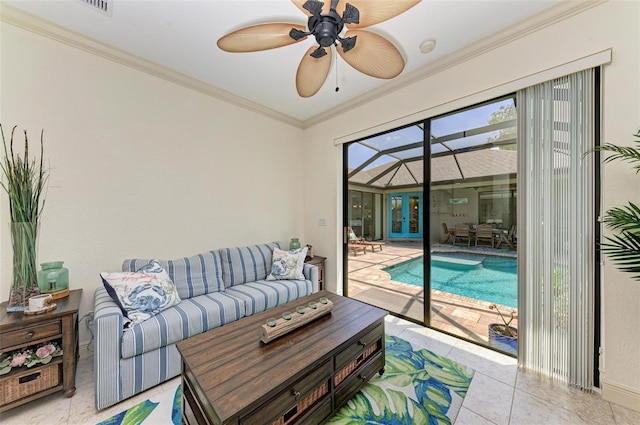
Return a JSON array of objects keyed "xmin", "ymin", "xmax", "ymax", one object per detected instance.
[{"xmin": 384, "ymin": 254, "xmax": 517, "ymax": 308}]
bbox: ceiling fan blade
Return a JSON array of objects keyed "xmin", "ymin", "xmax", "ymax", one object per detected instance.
[
  {"xmin": 291, "ymin": 0, "xmax": 331, "ymax": 16},
  {"xmin": 296, "ymin": 47, "xmax": 332, "ymax": 97},
  {"xmin": 217, "ymin": 23, "xmax": 307, "ymax": 52},
  {"xmin": 345, "ymin": 0, "xmax": 420, "ymax": 29},
  {"xmin": 338, "ymin": 30, "xmax": 404, "ymax": 79}
]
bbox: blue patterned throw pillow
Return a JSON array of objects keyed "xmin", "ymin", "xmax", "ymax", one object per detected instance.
[
  {"xmin": 101, "ymin": 260, "xmax": 181, "ymax": 326},
  {"xmin": 266, "ymin": 247, "xmax": 308, "ymax": 281}
]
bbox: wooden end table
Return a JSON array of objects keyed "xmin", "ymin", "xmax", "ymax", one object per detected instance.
[
  {"xmin": 177, "ymin": 291, "xmax": 387, "ymax": 425},
  {"xmin": 0, "ymin": 289, "xmax": 82, "ymax": 412},
  {"xmin": 305, "ymin": 255, "xmax": 326, "ymax": 291}
]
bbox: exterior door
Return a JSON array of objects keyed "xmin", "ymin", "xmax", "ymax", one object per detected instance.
[{"xmin": 389, "ymin": 193, "xmax": 423, "ymax": 238}]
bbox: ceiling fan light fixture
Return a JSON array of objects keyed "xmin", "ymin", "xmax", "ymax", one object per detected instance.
[
  {"xmin": 296, "ymin": 0, "xmax": 359, "ymax": 57},
  {"xmin": 316, "ymin": 20, "xmax": 339, "ymax": 47}
]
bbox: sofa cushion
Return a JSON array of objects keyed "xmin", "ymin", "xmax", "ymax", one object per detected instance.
[
  {"xmin": 100, "ymin": 261, "xmax": 181, "ymax": 326},
  {"xmin": 123, "ymin": 250, "xmax": 224, "ymax": 299},
  {"xmin": 219, "ymin": 242, "xmax": 281, "ymax": 287},
  {"xmin": 225, "ymin": 279, "xmax": 314, "ymax": 316},
  {"xmin": 120, "ymin": 291, "xmax": 245, "ymax": 359},
  {"xmin": 266, "ymin": 247, "xmax": 308, "ymax": 281}
]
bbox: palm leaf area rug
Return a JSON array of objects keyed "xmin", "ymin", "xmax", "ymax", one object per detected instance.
[{"xmin": 97, "ymin": 335, "xmax": 474, "ymax": 425}]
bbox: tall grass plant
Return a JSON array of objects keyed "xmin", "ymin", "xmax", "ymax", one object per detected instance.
[{"xmin": 0, "ymin": 124, "xmax": 48, "ymax": 310}]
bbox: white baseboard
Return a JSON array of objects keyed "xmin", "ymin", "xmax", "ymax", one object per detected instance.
[{"xmin": 602, "ymin": 380, "xmax": 640, "ymax": 412}]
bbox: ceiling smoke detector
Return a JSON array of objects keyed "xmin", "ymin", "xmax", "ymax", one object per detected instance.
[{"xmin": 419, "ymin": 39, "xmax": 436, "ymax": 54}]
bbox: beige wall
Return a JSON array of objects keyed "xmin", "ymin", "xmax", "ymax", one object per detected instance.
[
  {"xmin": 303, "ymin": 0, "xmax": 640, "ymax": 409},
  {"xmin": 0, "ymin": 22, "xmax": 305, "ymax": 348}
]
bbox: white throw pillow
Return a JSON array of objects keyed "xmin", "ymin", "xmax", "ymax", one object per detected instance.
[
  {"xmin": 266, "ymin": 247, "xmax": 308, "ymax": 281},
  {"xmin": 101, "ymin": 260, "xmax": 181, "ymax": 326}
]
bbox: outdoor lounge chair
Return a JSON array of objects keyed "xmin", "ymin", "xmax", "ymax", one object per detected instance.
[
  {"xmin": 348, "ymin": 243, "xmax": 367, "ymax": 256},
  {"xmin": 348, "ymin": 227, "xmax": 385, "ymax": 252}
]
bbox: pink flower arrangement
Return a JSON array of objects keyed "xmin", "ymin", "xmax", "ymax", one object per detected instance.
[
  {"xmin": 0, "ymin": 341, "xmax": 62, "ymax": 375},
  {"xmin": 10, "ymin": 352, "xmax": 28, "ymax": 368},
  {"xmin": 35, "ymin": 344, "xmax": 56, "ymax": 358}
]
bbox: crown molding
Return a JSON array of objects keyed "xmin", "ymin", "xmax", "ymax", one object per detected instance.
[
  {"xmin": 0, "ymin": 3, "xmax": 305, "ymax": 129},
  {"xmin": 302, "ymin": 0, "xmax": 608, "ymax": 129}
]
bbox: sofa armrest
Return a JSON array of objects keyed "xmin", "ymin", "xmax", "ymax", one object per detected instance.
[
  {"xmin": 93, "ymin": 287, "xmax": 125, "ymax": 409},
  {"xmin": 303, "ymin": 263, "xmax": 319, "ymax": 293}
]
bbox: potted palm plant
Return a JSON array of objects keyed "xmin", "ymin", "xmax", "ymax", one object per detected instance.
[
  {"xmin": 594, "ymin": 130, "xmax": 640, "ymax": 280},
  {"xmin": 1, "ymin": 124, "xmax": 48, "ymax": 311}
]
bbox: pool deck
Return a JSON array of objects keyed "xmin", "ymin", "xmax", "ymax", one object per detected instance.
[{"xmin": 347, "ymin": 241, "xmax": 519, "ymax": 347}]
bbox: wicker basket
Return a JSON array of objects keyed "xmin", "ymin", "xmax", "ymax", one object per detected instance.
[
  {"xmin": 334, "ymin": 343, "xmax": 378, "ymax": 387},
  {"xmin": 272, "ymin": 381, "xmax": 329, "ymax": 425},
  {"xmin": 0, "ymin": 363, "xmax": 60, "ymax": 405}
]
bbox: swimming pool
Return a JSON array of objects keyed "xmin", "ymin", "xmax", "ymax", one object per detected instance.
[{"xmin": 383, "ymin": 254, "xmax": 517, "ymax": 308}]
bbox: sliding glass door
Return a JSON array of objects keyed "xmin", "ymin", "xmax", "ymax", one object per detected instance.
[
  {"xmin": 343, "ymin": 124, "xmax": 425, "ymax": 323},
  {"xmin": 429, "ymin": 96, "xmax": 519, "ymax": 352},
  {"xmin": 343, "ymin": 95, "xmax": 521, "ymax": 355}
]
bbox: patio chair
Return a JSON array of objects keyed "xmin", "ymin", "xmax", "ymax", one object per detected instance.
[
  {"xmin": 453, "ymin": 223, "xmax": 472, "ymax": 246},
  {"xmin": 440, "ymin": 223, "xmax": 455, "ymax": 244},
  {"xmin": 495, "ymin": 224, "xmax": 517, "ymax": 250},
  {"xmin": 475, "ymin": 223, "xmax": 495, "ymax": 248},
  {"xmin": 348, "ymin": 227, "xmax": 385, "ymax": 252}
]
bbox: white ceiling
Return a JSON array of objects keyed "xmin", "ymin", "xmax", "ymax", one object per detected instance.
[{"xmin": 4, "ymin": 0, "xmax": 562, "ymax": 125}]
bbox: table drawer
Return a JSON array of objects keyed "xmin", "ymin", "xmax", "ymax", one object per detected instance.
[
  {"xmin": 0, "ymin": 322, "xmax": 61, "ymax": 350},
  {"xmin": 242, "ymin": 359, "xmax": 332, "ymax": 425},
  {"xmin": 298, "ymin": 397, "xmax": 331, "ymax": 425},
  {"xmin": 334, "ymin": 323, "xmax": 383, "ymax": 371},
  {"xmin": 334, "ymin": 352, "xmax": 384, "ymax": 409}
]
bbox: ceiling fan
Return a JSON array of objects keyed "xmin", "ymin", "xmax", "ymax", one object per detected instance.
[{"xmin": 217, "ymin": 0, "xmax": 421, "ymax": 97}]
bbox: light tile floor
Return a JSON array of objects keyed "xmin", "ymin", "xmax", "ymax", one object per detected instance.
[{"xmin": 1, "ymin": 316, "xmax": 638, "ymax": 425}]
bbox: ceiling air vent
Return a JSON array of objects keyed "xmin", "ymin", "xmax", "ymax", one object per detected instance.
[{"xmin": 79, "ymin": 0, "xmax": 112, "ymax": 17}]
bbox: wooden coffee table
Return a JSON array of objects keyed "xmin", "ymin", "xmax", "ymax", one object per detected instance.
[{"xmin": 176, "ymin": 291, "xmax": 387, "ymax": 425}]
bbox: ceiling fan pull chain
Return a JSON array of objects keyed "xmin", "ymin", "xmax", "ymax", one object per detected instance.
[{"xmin": 335, "ymin": 47, "xmax": 340, "ymax": 92}]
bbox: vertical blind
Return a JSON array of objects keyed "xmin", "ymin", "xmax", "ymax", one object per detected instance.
[{"xmin": 517, "ymin": 69, "xmax": 595, "ymax": 390}]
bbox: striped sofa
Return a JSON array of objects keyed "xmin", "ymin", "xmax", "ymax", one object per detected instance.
[{"xmin": 93, "ymin": 242, "xmax": 318, "ymax": 410}]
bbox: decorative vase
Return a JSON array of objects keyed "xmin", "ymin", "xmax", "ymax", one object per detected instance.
[
  {"xmin": 37, "ymin": 261, "xmax": 69, "ymax": 294},
  {"xmin": 289, "ymin": 238, "xmax": 301, "ymax": 250},
  {"xmin": 487, "ymin": 323, "xmax": 518, "ymax": 355},
  {"xmin": 7, "ymin": 222, "xmax": 41, "ymax": 311}
]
